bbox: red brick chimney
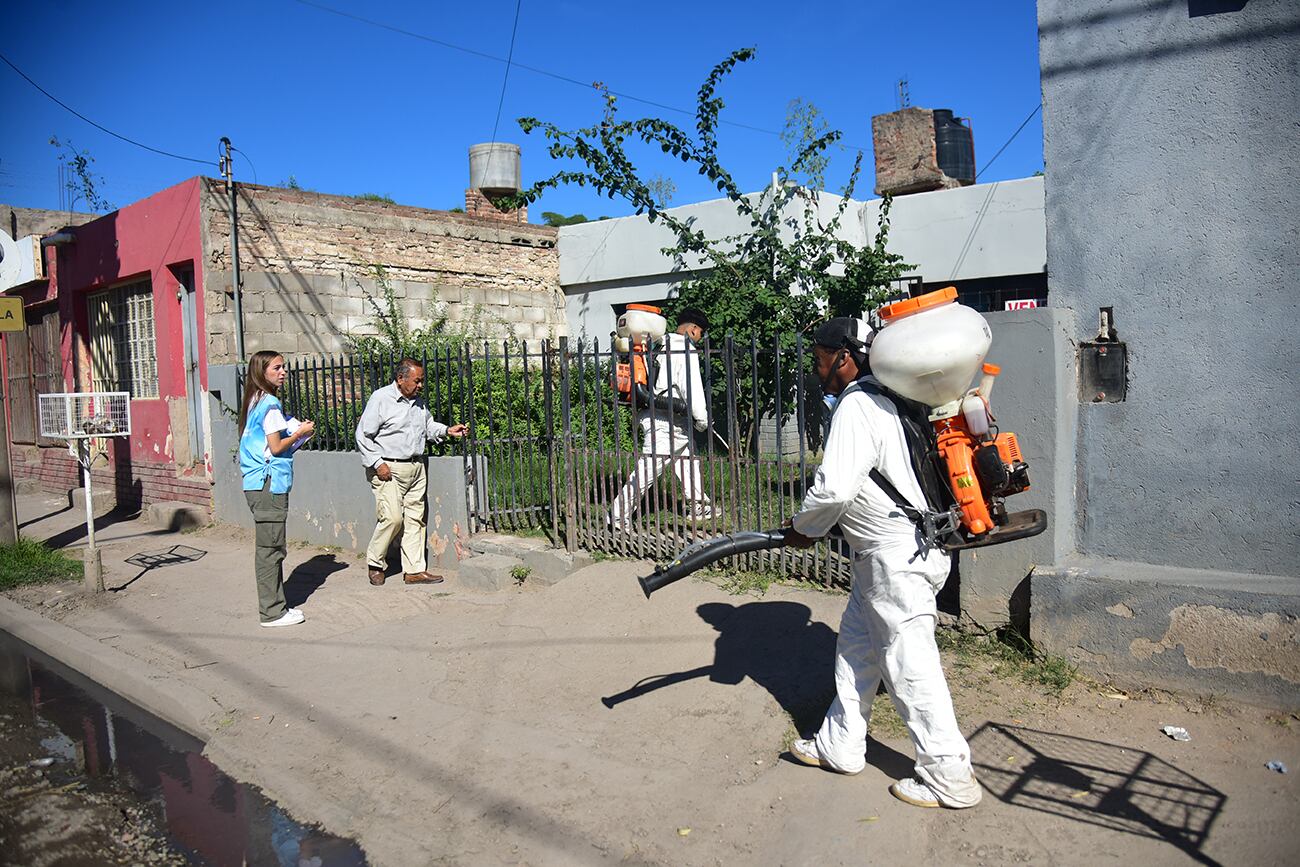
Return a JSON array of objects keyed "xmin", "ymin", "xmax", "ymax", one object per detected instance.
[
  {"xmin": 872, "ymin": 107, "xmax": 971, "ymax": 196},
  {"xmin": 464, "ymin": 188, "xmax": 527, "ymax": 223}
]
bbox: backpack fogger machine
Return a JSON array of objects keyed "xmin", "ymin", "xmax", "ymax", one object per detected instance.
[
  {"xmin": 613, "ymin": 304, "xmax": 667, "ymax": 409},
  {"xmin": 639, "ymin": 287, "xmax": 1047, "ymax": 597}
]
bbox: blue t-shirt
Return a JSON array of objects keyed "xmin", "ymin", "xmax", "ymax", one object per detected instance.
[{"xmin": 240, "ymin": 394, "xmax": 295, "ymax": 493}]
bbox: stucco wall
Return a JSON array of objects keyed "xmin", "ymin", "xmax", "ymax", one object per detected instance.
[
  {"xmin": 859, "ymin": 177, "xmax": 1045, "ymax": 285},
  {"xmin": 200, "ymin": 182, "xmax": 563, "ymax": 364},
  {"xmin": 1038, "ymin": 0, "xmax": 1300, "ymax": 577},
  {"xmin": 1033, "ymin": 558, "xmax": 1300, "ymax": 708},
  {"xmin": 9, "ymin": 180, "xmax": 213, "ymax": 509},
  {"xmin": 959, "ymin": 308, "xmax": 1077, "ymax": 627}
]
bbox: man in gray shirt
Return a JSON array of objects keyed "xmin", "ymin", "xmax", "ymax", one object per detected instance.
[{"xmin": 356, "ymin": 358, "xmax": 467, "ymax": 585}]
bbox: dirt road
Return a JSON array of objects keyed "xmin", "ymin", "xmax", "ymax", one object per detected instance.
[{"xmin": 2, "ymin": 492, "xmax": 1297, "ymax": 865}]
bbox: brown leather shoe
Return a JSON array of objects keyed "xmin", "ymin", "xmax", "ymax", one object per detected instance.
[
  {"xmin": 403, "ymin": 571, "xmax": 445, "ymax": 585},
  {"xmin": 368, "ymin": 566, "xmax": 386, "ymax": 586}
]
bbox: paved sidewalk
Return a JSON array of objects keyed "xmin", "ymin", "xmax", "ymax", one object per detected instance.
[{"xmin": 3, "ymin": 489, "xmax": 1298, "ymax": 866}]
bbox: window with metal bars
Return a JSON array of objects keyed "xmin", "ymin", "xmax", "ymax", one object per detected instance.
[{"xmin": 88, "ymin": 279, "xmax": 159, "ymax": 398}]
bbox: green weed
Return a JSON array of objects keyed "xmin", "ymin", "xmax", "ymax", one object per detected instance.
[
  {"xmin": 510, "ymin": 564, "xmax": 532, "ymax": 584},
  {"xmin": 0, "ymin": 539, "xmax": 81, "ymax": 590},
  {"xmin": 869, "ymin": 693, "xmax": 908, "ymax": 739},
  {"xmin": 936, "ymin": 626, "xmax": 1078, "ymax": 695}
]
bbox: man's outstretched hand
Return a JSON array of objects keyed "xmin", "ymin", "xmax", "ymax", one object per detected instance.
[{"xmin": 447, "ymin": 424, "xmax": 468, "ymax": 438}]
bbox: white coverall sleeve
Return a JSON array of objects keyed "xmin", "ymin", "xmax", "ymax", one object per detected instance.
[
  {"xmin": 355, "ymin": 393, "xmax": 385, "ymax": 468},
  {"xmin": 790, "ymin": 395, "xmax": 880, "ymax": 539},
  {"xmin": 684, "ymin": 343, "xmax": 709, "ymax": 432}
]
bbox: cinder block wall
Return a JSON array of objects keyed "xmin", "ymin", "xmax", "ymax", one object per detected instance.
[{"xmin": 200, "ymin": 182, "xmax": 564, "ymax": 363}]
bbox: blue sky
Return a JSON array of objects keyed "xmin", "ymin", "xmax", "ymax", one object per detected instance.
[{"xmin": 0, "ymin": 0, "xmax": 1044, "ymax": 220}]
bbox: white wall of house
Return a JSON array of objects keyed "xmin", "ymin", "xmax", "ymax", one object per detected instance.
[
  {"xmin": 558, "ymin": 176, "xmax": 1045, "ymax": 340},
  {"xmin": 860, "ymin": 176, "xmax": 1045, "ymax": 284}
]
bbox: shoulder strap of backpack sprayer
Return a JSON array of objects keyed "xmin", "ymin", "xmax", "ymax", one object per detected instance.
[{"xmin": 858, "ymin": 381, "xmax": 962, "ymax": 551}]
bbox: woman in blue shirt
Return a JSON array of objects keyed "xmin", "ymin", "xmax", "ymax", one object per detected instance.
[{"xmin": 238, "ymin": 350, "xmax": 315, "ymax": 627}]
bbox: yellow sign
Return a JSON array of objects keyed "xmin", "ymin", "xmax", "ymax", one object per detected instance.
[{"xmin": 0, "ymin": 297, "xmax": 24, "ymax": 333}]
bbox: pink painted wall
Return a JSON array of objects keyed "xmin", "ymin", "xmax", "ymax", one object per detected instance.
[{"xmin": 43, "ymin": 177, "xmax": 207, "ymax": 473}]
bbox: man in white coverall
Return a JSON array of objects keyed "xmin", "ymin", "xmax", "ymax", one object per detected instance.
[
  {"xmin": 783, "ymin": 317, "xmax": 981, "ymax": 809},
  {"xmin": 609, "ymin": 308, "xmax": 713, "ymax": 527}
]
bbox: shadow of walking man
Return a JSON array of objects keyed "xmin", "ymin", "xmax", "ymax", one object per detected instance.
[{"xmin": 602, "ymin": 600, "xmax": 838, "ymax": 733}]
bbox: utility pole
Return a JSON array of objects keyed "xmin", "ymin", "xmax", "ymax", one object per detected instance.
[
  {"xmin": 219, "ymin": 138, "xmax": 246, "ymax": 361},
  {"xmin": 0, "ymin": 371, "xmax": 17, "ymax": 546}
]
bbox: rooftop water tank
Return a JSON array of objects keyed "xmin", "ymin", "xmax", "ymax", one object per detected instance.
[
  {"xmin": 933, "ymin": 110, "xmax": 974, "ymax": 184},
  {"xmin": 469, "ymin": 143, "xmax": 522, "ymax": 197}
]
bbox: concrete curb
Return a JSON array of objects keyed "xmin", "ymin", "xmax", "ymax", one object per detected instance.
[{"xmin": 0, "ymin": 596, "xmax": 224, "ymax": 740}]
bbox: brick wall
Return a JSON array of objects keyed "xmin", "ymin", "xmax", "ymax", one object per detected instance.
[
  {"xmin": 872, "ymin": 108, "xmax": 964, "ymax": 196},
  {"xmin": 200, "ymin": 181, "xmax": 563, "ymax": 363},
  {"xmin": 464, "ymin": 188, "xmax": 528, "ymax": 223},
  {"xmin": 10, "ymin": 445, "xmax": 212, "ymax": 511}
]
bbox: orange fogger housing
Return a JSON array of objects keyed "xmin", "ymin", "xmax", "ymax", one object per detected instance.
[
  {"xmin": 930, "ymin": 360, "xmax": 1037, "ymax": 545},
  {"xmin": 936, "ymin": 425, "xmax": 1028, "ymax": 536},
  {"xmin": 613, "ymin": 304, "xmax": 660, "ymax": 404}
]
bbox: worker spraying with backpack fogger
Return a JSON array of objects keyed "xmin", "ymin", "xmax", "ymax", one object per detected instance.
[
  {"xmin": 608, "ymin": 305, "xmax": 718, "ymax": 528},
  {"xmin": 634, "ymin": 287, "xmax": 1050, "ymax": 808},
  {"xmin": 781, "ymin": 311, "xmax": 983, "ymax": 808},
  {"xmin": 637, "ymin": 286, "xmax": 1045, "ymax": 596}
]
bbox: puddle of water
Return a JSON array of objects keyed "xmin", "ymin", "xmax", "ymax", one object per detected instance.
[{"xmin": 0, "ymin": 631, "xmax": 367, "ymax": 866}]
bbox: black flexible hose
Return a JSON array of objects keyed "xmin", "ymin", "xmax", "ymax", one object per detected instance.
[{"xmin": 638, "ymin": 529, "xmax": 789, "ymax": 598}]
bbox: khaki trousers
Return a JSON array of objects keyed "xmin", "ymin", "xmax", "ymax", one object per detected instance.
[
  {"xmin": 244, "ymin": 479, "xmax": 289, "ymax": 622},
  {"xmin": 365, "ymin": 461, "xmax": 428, "ymax": 574}
]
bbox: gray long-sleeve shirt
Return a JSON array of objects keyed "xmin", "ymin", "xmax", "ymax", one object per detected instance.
[{"xmin": 354, "ymin": 382, "xmax": 449, "ymax": 468}]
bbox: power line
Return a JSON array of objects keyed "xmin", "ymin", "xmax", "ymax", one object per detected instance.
[
  {"xmin": 975, "ymin": 103, "xmax": 1041, "ymax": 180},
  {"xmin": 233, "ymin": 147, "xmax": 259, "ymax": 185},
  {"xmin": 291, "ymin": 0, "xmax": 785, "ymax": 139},
  {"xmin": 488, "ymin": 0, "xmax": 524, "ymax": 147},
  {"xmin": 0, "ymin": 51, "xmax": 217, "ymax": 167}
]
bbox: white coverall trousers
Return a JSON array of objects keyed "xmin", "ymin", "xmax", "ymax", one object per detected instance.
[
  {"xmin": 609, "ymin": 416, "xmax": 710, "ymax": 526},
  {"xmin": 813, "ymin": 543, "xmax": 982, "ymax": 807}
]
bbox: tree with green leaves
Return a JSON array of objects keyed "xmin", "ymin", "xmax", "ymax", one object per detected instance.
[
  {"xmin": 512, "ymin": 48, "xmax": 912, "ymax": 450},
  {"xmin": 49, "ymin": 136, "xmax": 113, "ymax": 213}
]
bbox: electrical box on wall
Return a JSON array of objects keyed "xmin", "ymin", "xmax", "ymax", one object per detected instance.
[{"xmin": 1079, "ymin": 307, "xmax": 1127, "ymax": 403}]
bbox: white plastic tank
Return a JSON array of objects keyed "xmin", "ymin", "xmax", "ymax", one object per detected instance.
[
  {"xmin": 869, "ymin": 286, "xmax": 991, "ymax": 407},
  {"xmin": 469, "ymin": 143, "xmax": 522, "ymax": 197},
  {"xmin": 613, "ymin": 304, "xmax": 667, "ymax": 351}
]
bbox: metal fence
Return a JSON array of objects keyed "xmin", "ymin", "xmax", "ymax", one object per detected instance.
[{"xmin": 279, "ymin": 338, "xmax": 854, "ymax": 588}]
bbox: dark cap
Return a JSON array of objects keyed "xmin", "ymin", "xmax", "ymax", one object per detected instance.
[
  {"xmin": 677, "ymin": 307, "xmax": 711, "ymax": 333},
  {"xmin": 812, "ymin": 317, "xmax": 874, "ymax": 351}
]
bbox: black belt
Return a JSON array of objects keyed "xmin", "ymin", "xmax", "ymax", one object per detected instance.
[{"xmin": 381, "ymin": 456, "xmax": 424, "ymax": 463}]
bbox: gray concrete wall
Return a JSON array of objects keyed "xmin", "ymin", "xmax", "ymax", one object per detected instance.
[
  {"xmin": 558, "ymin": 189, "xmax": 869, "ymax": 340},
  {"xmin": 559, "ymin": 178, "xmax": 1046, "ymax": 340},
  {"xmin": 1038, "ymin": 0, "xmax": 1300, "ymax": 576},
  {"xmin": 859, "ymin": 177, "xmax": 1045, "ymax": 285},
  {"xmin": 959, "ymin": 308, "xmax": 1077, "ymax": 627},
  {"xmin": 207, "ymin": 366, "xmax": 471, "ymax": 570},
  {"xmin": 1032, "ymin": 557, "xmax": 1300, "ymax": 708}
]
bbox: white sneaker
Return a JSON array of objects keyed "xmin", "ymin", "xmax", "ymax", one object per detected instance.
[
  {"xmin": 889, "ymin": 776, "xmax": 941, "ymax": 808},
  {"xmin": 790, "ymin": 739, "xmax": 861, "ymax": 776},
  {"xmin": 260, "ymin": 608, "xmax": 305, "ymax": 628}
]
